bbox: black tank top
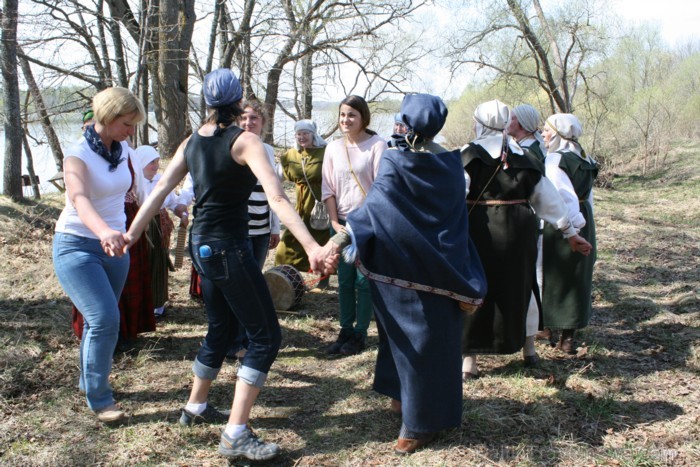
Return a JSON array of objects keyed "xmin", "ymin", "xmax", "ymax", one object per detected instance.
[{"xmin": 184, "ymin": 125, "xmax": 257, "ymax": 239}]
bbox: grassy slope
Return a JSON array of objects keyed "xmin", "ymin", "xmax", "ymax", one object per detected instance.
[{"xmin": 0, "ymin": 145, "xmax": 698, "ymax": 466}]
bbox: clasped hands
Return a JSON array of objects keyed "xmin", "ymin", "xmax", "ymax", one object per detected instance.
[
  {"xmin": 567, "ymin": 234, "xmax": 593, "ymax": 256},
  {"xmin": 99, "ymin": 229, "xmax": 128, "ymax": 257},
  {"xmin": 309, "ymin": 241, "xmax": 341, "ymax": 277},
  {"xmin": 103, "ymin": 232, "xmax": 342, "ymax": 278}
]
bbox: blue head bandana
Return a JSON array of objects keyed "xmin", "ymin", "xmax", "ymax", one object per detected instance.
[{"xmin": 203, "ymin": 68, "xmax": 243, "ymax": 107}]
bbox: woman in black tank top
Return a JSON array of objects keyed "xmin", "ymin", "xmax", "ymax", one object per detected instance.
[{"xmin": 123, "ymin": 69, "xmax": 338, "ymax": 461}]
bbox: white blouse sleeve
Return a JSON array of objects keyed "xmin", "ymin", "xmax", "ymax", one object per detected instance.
[
  {"xmin": 270, "ymin": 211, "xmax": 281, "ymax": 235},
  {"xmin": 529, "ymin": 177, "xmax": 578, "ymax": 238},
  {"xmin": 177, "ymin": 173, "xmax": 195, "ymax": 206},
  {"xmin": 545, "ymin": 153, "xmax": 586, "ymax": 229},
  {"xmin": 163, "ymin": 190, "xmax": 180, "ymax": 212}
]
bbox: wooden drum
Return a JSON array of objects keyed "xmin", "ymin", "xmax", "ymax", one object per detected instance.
[{"xmin": 264, "ymin": 265, "xmax": 306, "ymax": 310}]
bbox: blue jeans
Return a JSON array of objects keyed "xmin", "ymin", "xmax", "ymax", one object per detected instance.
[
  {"xmin": 249, "ymin": 234, "xmax": 271, "ymax": 270},
  {"xmin": 190, "ymin": 234, "xmax": 281, "ymax": 388},
  {"xmin": 229, "ymin": 234, "xmax": 271, "ymax": 355},
  {"xmin": 52, "ymin": 232, "xmax": 129, "ymax": 411}
]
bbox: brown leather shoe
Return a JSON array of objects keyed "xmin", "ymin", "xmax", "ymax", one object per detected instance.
[
  {"xmin": 462, "ymin": 371, "xmax": 480, "ymax": 381},
  {"xmin": 535, "ymin": 328, "xmax": 552, "ymax": 341},
  {"xmin": 394, "ymin": 433, "xmax": 436, "ymax": 455},
  {"xmin": 556, "ymin": 337, "xmax": 575, "ymax": 354},
  {"xmin": 556, "ymin": 330, "xmax": 576, "ymax": 354}
]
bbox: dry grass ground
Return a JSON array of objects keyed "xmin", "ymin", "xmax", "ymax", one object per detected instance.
[{"xmin": 1, "ymin": 145, "xmax": 698, "ymax": 466}]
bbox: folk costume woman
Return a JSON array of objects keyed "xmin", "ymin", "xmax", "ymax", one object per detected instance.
[
  {"xmin": 340, "ymin": 93, "xmax": 487, "ymax": 454},
  {"xmin": 507, "ymin": 104, "xmax": 547, "ymax": 364},
  {"xmin": 53, "ymin": 87, "xmax": 145, "ymax": 423},
  {"xmin": 541, "ymin": 114, "xmax": 597, "ymax": 353},
  {"xmin": 134, "ymin": 145, "xmax": 187, "ymax": 318},
  {"xmin": 321, "ymin": 95, "xmax": 387, "ymax": 355},
  {"xmin": 124, "ymin": 68, "xmax": 337, "ymax": 461},
  {"xmin": 508, "ymin": 104, "xmax": 546, "ymax": 162},
  {"xmin": 461, "ymin": 100, "xmax": 591, "ymax": 378},
  {"xmin": 275, "ymin": 119, "xmax": 329, "ymax": 282}
]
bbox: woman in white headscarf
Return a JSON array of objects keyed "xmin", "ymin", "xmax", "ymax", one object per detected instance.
[
  {"xmin": 507, "ymin": 104, "xmax": 546, "ymax": 358},
  {"xmin": 275, "ymin": 119, "xmax": 330, "ymax": 285},
  {"xmin": 508, "ymin": 104, "xmax": 546, "ymax": 161},
  {"xmin": 541, "ymin": 114, "xmax": 597, "ymax": 354},
  {"xmin": 460, "ymin": 100, "xmax": 592, "ymax": 379},
  {"xmin": 134, "ymin": 145, "xmax": 188, "ymax": 317}
]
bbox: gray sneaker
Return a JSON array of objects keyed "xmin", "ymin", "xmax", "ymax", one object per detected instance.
[
  {"xmin": 179, "ymin": 405, "xmax": 230, "ymax": 426},
  {"xmin": 218, "ymin": 426, "xmax": 281, "ymax": 460}
]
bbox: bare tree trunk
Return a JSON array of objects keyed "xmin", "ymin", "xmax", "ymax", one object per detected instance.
[
  {"xmin": 21, "ymin": 131, "xmax": 40, "ymax": 199},
  {"xmin": 301, "ymin": 51, "xmax": 313, "ymax": 119},
  {"xmin": 156, "ymin": 0, "xmax": 195, "ymax": 158},
  {"xmin": 17, "ymin": 49, "xmax": 65, "ymax": 172},
  {"xmin": 263, "ymin": 61, "xmax": 288, "ymax": 145},
  {"xmin": 1, "ymin": 0, "xmax": 24, "ymax": 201},
  {"xmin": 108, "ymin": 12, "xmax": 129, "ymax": 88},
  {"xmin": 96, "ymin": 0, "xmax": 115, "ymax": 86},
  {"xmin": 133, "ymin": 0, "xmax": 151, "ymax": 146},
  {"xmin": 507, "ymin": 0, "xmax": 569, "ymax": 113}
]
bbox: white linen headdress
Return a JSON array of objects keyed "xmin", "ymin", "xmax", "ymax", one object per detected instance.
[{"xmin": 294, "ymin": 120, "xmax": 327, "ymax": 150}]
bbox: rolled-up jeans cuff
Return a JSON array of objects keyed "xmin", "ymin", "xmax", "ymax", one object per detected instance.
[
  {"xmin": 192, "ymin": 357, "xmax": 221, "ymax": 381},
  {"xmin": 237, "ymin": 365, "xmax": 268, "ymax": 389}
]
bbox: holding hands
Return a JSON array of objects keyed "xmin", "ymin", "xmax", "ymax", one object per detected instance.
[
  {"xmin": 309, "ymin": 242, "xmax": 340, "ymax": 276},
  {"xmin": 568, "ymin": 234, "xmax": 593, "ymax": 256},
  {"xmin": 99, "ymin": 228, "xmax": 127, "ymax": 257}
]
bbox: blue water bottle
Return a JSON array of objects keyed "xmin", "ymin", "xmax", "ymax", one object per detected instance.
[{"xmin": 199, "ymin": 245, "xmax": 212, "ymax": 258}]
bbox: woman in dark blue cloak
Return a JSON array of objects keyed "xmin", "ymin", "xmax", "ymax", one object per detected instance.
[{"xmin": 334, "ymin": 93, "xmax": 487, "ymax": 454}]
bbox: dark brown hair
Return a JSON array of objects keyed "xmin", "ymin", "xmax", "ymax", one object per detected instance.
[
  {"xmin": 205, "ymin": 101, "xmax": 244, "ymax": 134},
  {"xmin": 339, "ymin": 95, "xmax": 377, "ymax": 136}
]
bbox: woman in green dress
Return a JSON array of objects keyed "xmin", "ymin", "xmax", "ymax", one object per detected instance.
[
  {"xmin": 275, "ymin": 120, "xmax": 330, "ymax": 284},
  {"xmin": 541, "ymin": 113, "xmax": 598, "ymax": 354}
]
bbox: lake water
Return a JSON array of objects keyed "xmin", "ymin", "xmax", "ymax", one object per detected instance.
[{"xmin": 0, "ymin": 110, "xmax": 396, "ymax": 195}]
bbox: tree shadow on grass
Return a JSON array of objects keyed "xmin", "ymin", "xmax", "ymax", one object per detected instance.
[{"xmin": 451, "ymin": 394, "xmax": 683, "ymax": 465}]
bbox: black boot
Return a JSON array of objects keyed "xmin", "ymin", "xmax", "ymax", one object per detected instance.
[
  {"xmin": 326, "ymin": 329, "xmax": 353, "ymax": 354},
  {"xmin": 339, "ymin": 333, "xmax": 366, "ymax": 355}
]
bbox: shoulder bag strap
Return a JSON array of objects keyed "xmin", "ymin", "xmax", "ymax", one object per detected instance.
[
  {"xmin": 300, "ymin": 155, "xmax": 321, "ymax": 202},
  {"xmin": 344, "ymin": 140, "xmax": 367, "ymax": 197}
]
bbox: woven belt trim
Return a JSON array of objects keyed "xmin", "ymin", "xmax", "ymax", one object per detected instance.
[
  {"xmin": 466, "ymin": 199, "xmax": 528, "ymax": 205},
  {"xmin": 356, "ymin": 262, "xmax": 484, "ymax": 308}
]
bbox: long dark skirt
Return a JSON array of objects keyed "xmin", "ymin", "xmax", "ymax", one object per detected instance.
[
  {"xmin": 462, "ymin": 203, "xmax": 538, "ymax": 354},
  {"xmin": 542, "ymin": 202, "xmax": 597, "ymax": 329},
  {"xmin": 371, "ymin": 282, "xmax": 464, "ymax": 434},
  {"xmin": 147, "ymin": 214, "xmax": 171, "ymax": 308}
]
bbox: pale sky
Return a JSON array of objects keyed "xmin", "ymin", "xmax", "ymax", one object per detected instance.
[
  {"xmin": 418, "ymin": 0, "xmax": 700, "ymax": 100},
  {"xmin": 613, "ymin": 0, "xmax": 700, "ymax": 45}
]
